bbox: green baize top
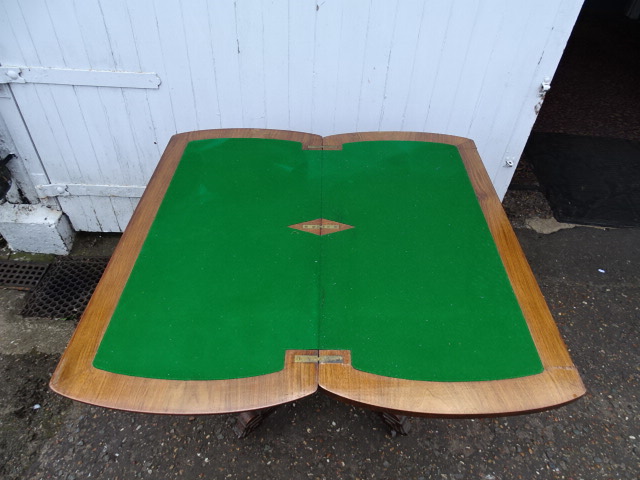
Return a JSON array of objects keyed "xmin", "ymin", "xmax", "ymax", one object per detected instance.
[{"xmin": 93, "ymin": 138, "xmax": 543, "ymax": 382}]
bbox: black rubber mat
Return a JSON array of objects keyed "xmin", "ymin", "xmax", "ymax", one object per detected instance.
[
  {"xmin": 525, "ymin": 133, "xmax": 640, "ymax": 227},
  {"xmin": 21, "ymin": 257, "xmax": 109, "ymax": 320},
  {"xmin": 0, "ymin": 261, "xmax": 49, "ymax": 291}
]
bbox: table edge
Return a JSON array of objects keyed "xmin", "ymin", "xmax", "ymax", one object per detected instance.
[{"xmin": 50, "ymin": 129, "xmax": 585, "ymax": 415}]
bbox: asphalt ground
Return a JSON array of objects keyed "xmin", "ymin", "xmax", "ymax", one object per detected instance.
[{"xmin": 1, "ymin": 187, "xmax": 639, "ymax": 480}]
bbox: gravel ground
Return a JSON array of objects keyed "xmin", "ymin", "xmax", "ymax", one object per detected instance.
[{"xmin": 1, "ymin": 217, "xmax": 639, "ymax": 480}]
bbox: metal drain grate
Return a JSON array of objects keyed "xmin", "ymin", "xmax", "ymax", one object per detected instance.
[
  {"xmin": 21, "ymin": 256, "xmax": 110, "ymax": 320},
  {"xmin": 0, "ymin": 261, "xmax": 50, "ymax": 291}
]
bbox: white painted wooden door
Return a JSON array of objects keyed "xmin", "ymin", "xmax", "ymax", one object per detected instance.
[{"xmin": 0, "ymin": 0, "xmax": 583, "ymax": 232}]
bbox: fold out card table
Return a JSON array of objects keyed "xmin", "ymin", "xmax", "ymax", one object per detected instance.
[{"xmin": 50, "ymin": 129, "xmax": 585, "ymax": 421}]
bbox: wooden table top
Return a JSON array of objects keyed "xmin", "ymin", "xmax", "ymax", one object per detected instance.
[{"xmin": 50, "ymin": 129, "xmax": 585, "ymax": 416}]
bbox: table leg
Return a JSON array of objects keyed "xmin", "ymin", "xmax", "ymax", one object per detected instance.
[
  {"xmin": 233, "ymin": 407, "xmax": 278, "ymax": 438},
  {"xmin": 379, "ymin": 411, "xmax": 412, "ymax": 437}
]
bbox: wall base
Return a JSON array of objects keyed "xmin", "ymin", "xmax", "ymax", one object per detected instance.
[{"xmin": 0, "ymin": 204, "xmax": 75, "ymax": 254}]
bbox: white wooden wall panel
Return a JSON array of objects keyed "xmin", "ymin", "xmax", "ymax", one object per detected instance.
[
  {"xmin": 0, "ymin": 0, "xmax": 583, "ymax": 232},
  {"xmin": 288, "ymin": 1, "xmax": 316, "ymax": 133},
  {"xmin": 331, "ymin": 2, "xmax": 368, "ymax": 134},
  {"xmin": 262, "ymin": 0, "xmax": 290, "ymax": 130}
]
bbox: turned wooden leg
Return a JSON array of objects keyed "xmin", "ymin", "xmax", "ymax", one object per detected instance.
[
  {"xmin": 233, "ymin": 407, "xmax": 277, "ymax": 438},
  {"xmin": 379, "ymin": 411, "xmax": 412, "ymax": 437}
]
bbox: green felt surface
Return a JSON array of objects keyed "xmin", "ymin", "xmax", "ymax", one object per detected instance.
[
  {"xmin": 94, "ymin": 139, "xmax": 322, "ymax": 380},
  {"xmin": 320, "ymin": 142, "xmax": 542, "ymax": 381},
  {"xmin": 93, "ymin": 138, "xmax": 543, "ymax": 382}
]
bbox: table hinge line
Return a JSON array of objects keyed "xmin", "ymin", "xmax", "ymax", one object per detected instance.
[
  {"xmin": 294, "ymin": 354, "xmax": 344, "ymax": 364},
  {"xmin": 306, "ymin": 145, "xmax": 342, "ymax": 150}
]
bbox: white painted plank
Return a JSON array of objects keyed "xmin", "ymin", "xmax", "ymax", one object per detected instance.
[
  {"xmin": 37, "ymin": 184, "xmax": 145, "ymax": 198},
  {"xmin": 492, "ymin": 0, "xmax": 584, "ymax": 198},
  {"xmin": 331, "ymin": 0, "xmax": 370, "ymax": 134},
  {"xmin": 207, "ymin": 1, "xmax": 244, "ymax": 127},
  {"xmin": 12, "ymin": 0, "xmax": 120, "ymax": 230},
  {"xmin": 44, "ymin": 0, "xmax": 126, "ymax": 189},
  {"xmin": 152, "ymin": 0, "xmax": 198, "ymax": 132},
  {"xmin": 5, "ymin": 0, "xmax": 82, "ymax": 186},
  {"xmin": 180, "ymin": 0, "xmax": 222, "ymax": 130},
  {"xmin": 287, "ymin": 0, "xmax": 316, "ymax": 133},
  {"xmin": 466, "ymin": 2, "xmax": 536, "ymax": 145},
  {"xmin": 0, "ymin": 2, "xmax": 30, "ymax": 66},
  {"xmin": 0, "ymin": 66, "xmax": 161, "ymax": 88},
  {"xmin": 355, "ymin": 0, "xmax": 399, "ymax": 132},
  {"xmin": 2, "ymin": 0, "xmax": 586, "ymax": 223},
  {"xmin": 262, "ymin": 0, "xmax": 289, "ymax": 130},
  {"xmin": 481, "ymin": 1, "xmax": 562, "ymax": 185},
  {"xmin": 378, "ymin": 0, "xmax": 427, "ymax": 131},
  {"xmin": 311, "ymin": 0, "xmax": 343, "ymax": 135},
  {"xmin": 96, "ymin": 0, "xmax": 160, "ymax": 183},
  {"xmin": 70, "ymin": 0, "xmax": 118, "ymax": 68},
  {"xmin": 126, "ymin": 0, "xmax": 178, "ymax": 152},
  {"xmin": 445, "ymin": 1, "xmax": 505, "ymax": 135},
  {"xmin": 109, "ymin": 197, "xmax": 136, "ymax": 231},
  {"xmin": 0, "ymin": 95, "xmax": 49, "ymax": 204},
  {"xmin": 401, "ymin": 0, "xmax": 453, "ymax": 131},
  {"xmin": 235, "ymin": 0, "xmax": 267, "ymax": 127},
  {"xmin": 58, "ymin": 197, "xmax": 104, "ymax": 232},
  {"xmin": 422, "ymin": 0, "xmax": 480, "ymax": 133},
  {"xmin": 128, "ymin": 197, "xmax": 141, "ymax": 216},
  {"xmin": 6, "ymin": 0, "xmax": 60, "ymax": 67},
  {"xmin": 0, "ymin": 5, "xmax": 55, "ymax": 206}
]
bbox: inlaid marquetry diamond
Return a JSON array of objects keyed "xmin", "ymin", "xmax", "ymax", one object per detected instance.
[{"xmin": 288, "ymin": 218, "xmax": 354, "ymax": 236}]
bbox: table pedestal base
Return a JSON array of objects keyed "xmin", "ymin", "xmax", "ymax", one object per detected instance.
[
  {"xmin": 379, "ymin": 412, "xmax": 412, "ymax": 437},
  {"xmin": 233, "ymin": 406, "xmax": 412, "ymax": 438},
  {"xmin": 233, "ymin": 407, "xmax": 277, "ymax": 438}
]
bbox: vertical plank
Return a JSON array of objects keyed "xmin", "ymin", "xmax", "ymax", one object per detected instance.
[
  {"xmin": 378, "ymin": 0, "xmax": 427, "ymax": 131},
  {"xmin": 10, "ymin": 0, "xmax": 121, "ymax": 231},
  {"xmin": 50, "ymin": 0, "xmax": 132, "ymax": 231},
  {"xmin": 180, "ymin": 0, "xmax": 222, "ymax": 130},
  {"xmin": 207, "ymin": 1, "xmax": 244, "ymax": 127},
  {"xmin": 445, "ymin": 1, "xmax": 506, "ymax": 135},
  {"xmin": 422, "ymin": 0, "xmax": 481, "ymax": 133},
  {"xmin": 235, "ymin": 0, "xmax": 267, "ymax": 127},
  {"xmin": 152, "ymin": 0, "xmax": 198, "ymax": 132},
  {"xmin": 0, "ymin": 2, "xmax": 29, "ymax": 65},
  {"xmin": 45, "ymin": 0, "xmax": 115, "ymax": 185},
  {"xmin": 311, "ymin": 0, "xmax": 343, "ymax": 135},
  {"xmin": 480, "ymin": 1, "xmax": 564, "ymax": 185},
  {"xmin": 288, "ymin": 0, "xmax": 316, "ymax": 132},
  {"xmin": 95, "ymin": 0, "xmax": 160, "ymax": 183},
  {"xmin": 58, "ymin": 197, "xmax": 100, "ymax": 232},
  {"xmin": 491, "ymin": 0, "xmax": 584, "ymax": 198},
  {"xmin": 262, "ymin": 0, "xmax": 290, "ymax": 130},
  {"xmin": 3, "ymin": 0, "xmax": 79, "ymax": 189},
  {"xmin": 465, "ymin": 1, "xmax": 536, "ymax": 154},
  {"xmin": 126, "ymin": 0, "xmax": 178, "ymax": 153},
  {"xmin": 331, "ymin": 0, "xmax": 370, "ymax": 134},
  {"xmin": 355, "ymin": 0, "xmax": 399, "ymax": 132},
  {"xmin": 401, "ymin": 0, "xmax": 453, "ymax": 131},
  {"xmin": 110, "ymin": 197, "xmax": 136, "ymax": 231},
  {"xmin": 0, "ymin": 2, "xmax": 55, "ymax": 205}
]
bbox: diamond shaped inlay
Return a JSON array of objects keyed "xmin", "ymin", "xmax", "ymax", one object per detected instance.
[{"xmin": 288, "ymin": 218, "xmax": 354, "ymax": 236}]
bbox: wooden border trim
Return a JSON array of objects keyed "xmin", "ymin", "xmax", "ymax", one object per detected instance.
[
  {"xmin": 318, "ymin": 132, "xmax": 585, "ymax": 415},
  {"xmin": 50, "ymin": 129, "xmax": 321, "ymax": 414},
  {"xmin": 51, "ymin": 129, "xmax": 584, "ymax": 415}
]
